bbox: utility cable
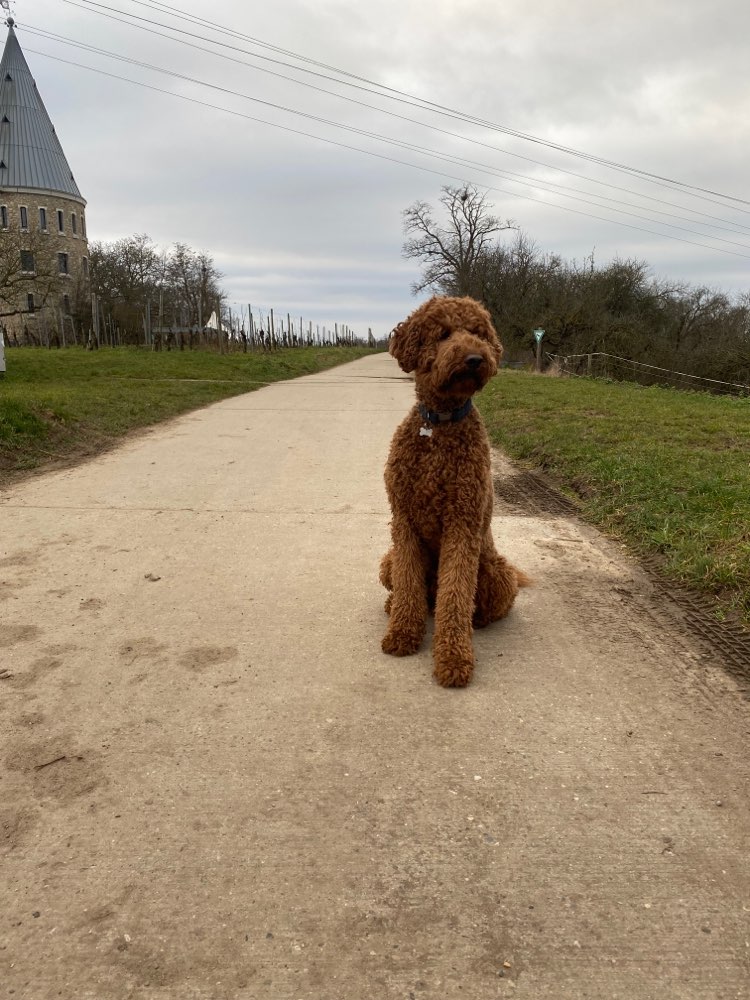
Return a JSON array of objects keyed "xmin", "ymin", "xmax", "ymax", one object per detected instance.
[
  {"xmin": 65, "ymin": 0, "xmax": 750, "ymax": 210},
  {"xmin": 24, "ymin": 44, "xmax": 750, "ymax": 263},
  {"xmin": 30, "ymin": 16, "xmax": 750, "ymax": 235},
  {"xmin": 20, "ymin": 26, "xmax": 750, "ymax": 252}
]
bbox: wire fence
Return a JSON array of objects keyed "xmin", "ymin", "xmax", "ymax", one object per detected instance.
[{"xmin": 550, "ymin": 351, "xmax": 750, "ymax": 397}]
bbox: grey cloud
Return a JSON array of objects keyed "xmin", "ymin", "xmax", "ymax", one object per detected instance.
[{"xmin": 23, "ymin": 0, "xmax": 750, "ymax": 335}]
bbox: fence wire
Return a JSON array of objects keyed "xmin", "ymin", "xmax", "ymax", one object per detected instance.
[{"xmin": 551, "ymin": 352, "xmax": 750, "ymax": 397}]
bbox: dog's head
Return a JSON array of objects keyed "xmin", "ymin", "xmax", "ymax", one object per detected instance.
[{"xmin": 389, "ymin": 296, "xmax": 502, "ymax": 405}]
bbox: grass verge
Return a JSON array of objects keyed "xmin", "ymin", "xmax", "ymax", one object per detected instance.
[
  {"xmin": 477, "ymin": 372, "xmax": 750, "ymax": 627},
  {"xmin": 0, "ymin": 345, "xmax": 375, "ymax": 484}
]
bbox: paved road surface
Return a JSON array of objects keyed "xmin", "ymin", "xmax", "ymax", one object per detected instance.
[{"xmin": 1, "ymin": 353, "xmax": 748, "ymax": 999}]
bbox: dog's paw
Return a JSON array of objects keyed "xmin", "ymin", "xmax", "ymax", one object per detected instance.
[
  {"xmin": 382, "ymin": 630, "xmax": 422, "ymax": 657},
  {"xmin": 433, "ymin": 652, "xmax": 475, "ymax": 687},
  {"xmin": 472, "ymin": 609, "xmax": 492, "ymax": 629}
]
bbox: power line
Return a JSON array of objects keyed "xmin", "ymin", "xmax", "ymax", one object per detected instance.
[
  {"xmin": 34, "ymin": 12, "xmax": 750, "ymax": 234},
  {"xmin": 24, "ymin": 44, "xmax": 750, "ymax": 264},
  {"xmin": 21, "ymin": 25, "xmax": 750, "ymax": 254},
  {"xmin": 65, "ymin": 0, "xmax": 750, "ymax": 211}
]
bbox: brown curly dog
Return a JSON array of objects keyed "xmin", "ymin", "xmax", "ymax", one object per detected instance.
[{"xmin": 380, "ymin": 295, "xmax": 530, "ymax": 687}]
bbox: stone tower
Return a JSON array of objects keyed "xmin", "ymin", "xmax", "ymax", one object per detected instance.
[{"xmin": 0, "ymin": 18, "xmax": 89, "ymax": 343}]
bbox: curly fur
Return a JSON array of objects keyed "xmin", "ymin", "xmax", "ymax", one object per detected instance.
[{"xmin": 381, "ymin": 295, "xmax": 530, "ymax": 687}]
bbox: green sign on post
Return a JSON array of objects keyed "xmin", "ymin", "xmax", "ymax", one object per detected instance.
[{"xmin": 533, "ymin": 328, "xmax": 545, "ymax": 371}]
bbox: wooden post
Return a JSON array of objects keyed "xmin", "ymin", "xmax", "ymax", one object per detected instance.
[
  {"xmin": 90, "ymin": 293, "xmax": 99, "ymax": 349},
  {"xmin": 587, "ymin": 354, "xmax": 593, "ymax": 376},
  {"xmin": 100, "ymin": 299, "xmax": 108, "ymax": 348},
  {"xmin": 156, "ymin": 290, "xmax": 164, "ymax": 351}
]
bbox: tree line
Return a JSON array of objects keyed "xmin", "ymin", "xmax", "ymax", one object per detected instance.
[
  {"xmin": 403, "ymin": 185, "xmax": 750, "ymax": 388},
  {"xmin": 1, "ymin": 230, "xmax": 376, "ymax": 351},
  {"xmin": 89, "ymin": 234, "xmax": 223, "ymax": 346},
  {"xmin": 88, "ymin": 236, "xmax": 373, "ymax": 350}
]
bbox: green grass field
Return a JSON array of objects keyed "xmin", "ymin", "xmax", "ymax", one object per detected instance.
[
  {"xmin": 477, "ymin": 372, "xmax": 750, "ymax": 626},
  {"xmin": 0, "ymin": 345, "xmax": 374, "ymax": 480}
]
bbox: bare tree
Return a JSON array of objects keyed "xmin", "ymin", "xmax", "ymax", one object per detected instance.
[
  {"xmin": 88, "ymin": 235, "xmax": 224, "ymax": 344},
  {"xmin": 0, "ymin": 228, "xmax": 63, "ymax": 320},
  {"xmin": 88, "ymin": 233, "xmax": 161, "ymax": 336},
  {"xmin": 402, "ymin": 184, "xmax": 515, "ymax": 297},
  {"xmin": 165, "ymin": 243, "xmax": 222, "ymax": 330}
]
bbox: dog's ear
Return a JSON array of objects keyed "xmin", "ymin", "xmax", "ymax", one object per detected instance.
[
  {"xmin": 491, "ymin": 333, "xmax": 504, "ymax": 367},
  {"xmin": 476, "ymin": 305, "xmax": 504, "ymax": 367},
  {"xmin": 389, "ymin": 317, "xmax": 422, "ymax": 373}
]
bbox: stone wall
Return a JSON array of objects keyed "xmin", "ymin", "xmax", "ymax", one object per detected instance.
[{"xmin": 0, "ymin": 188, "xmax": 90, "ymax": 342}]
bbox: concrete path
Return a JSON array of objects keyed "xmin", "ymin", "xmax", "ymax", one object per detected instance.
[{"xmin": 1, "ymin": 353, "xmax": 748, "ymax": 1000}]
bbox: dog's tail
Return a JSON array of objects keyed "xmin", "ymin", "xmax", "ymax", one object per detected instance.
[{"xmin": 514, "ymin": 566, "xmax": 534, "ymax": 589}]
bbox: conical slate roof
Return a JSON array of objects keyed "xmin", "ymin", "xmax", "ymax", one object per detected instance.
[{"xmin": 0, "ymin": 23, "xmax": 84, "ymax": 201}]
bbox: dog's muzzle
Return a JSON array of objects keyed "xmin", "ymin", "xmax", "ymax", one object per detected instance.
[{"xmin": 445, "ymin": 362, "xmax": 486, "ymax": 390}]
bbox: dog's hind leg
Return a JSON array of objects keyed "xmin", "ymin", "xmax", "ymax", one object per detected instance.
[
  {"xmin": 381, "ymin": 522, "xmax": 429, "ymax": 656},
  {"xmin": 379, "ymin": 549, "xmax": 393, "ymax": 614},
  {"xmin": 473, "ymin": 532, "xmax": 531, "ymax": 628}
]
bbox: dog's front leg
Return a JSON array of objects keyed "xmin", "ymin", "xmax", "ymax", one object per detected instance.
[
  {"xmin": 381, "ymin": 520, "xmax": 428, "ymax": 657},
  {"xmin": 433, "ymin": 530, "xmax": 481, "ymax": 687}
]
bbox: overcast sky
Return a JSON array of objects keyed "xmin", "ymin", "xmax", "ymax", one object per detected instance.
[{"xmin": 12, "ymin": 0, "xmax": 750, "ymax": 336}]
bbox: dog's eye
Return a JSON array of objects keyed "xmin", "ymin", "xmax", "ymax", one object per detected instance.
[{"xmin": 439, "ymin": 329, "xmax": 451, "ymax": 340}]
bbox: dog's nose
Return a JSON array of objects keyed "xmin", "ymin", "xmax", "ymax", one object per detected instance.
[{"xmin": 465, "ymin": 354, "xmax": 483, "ymax": 369}]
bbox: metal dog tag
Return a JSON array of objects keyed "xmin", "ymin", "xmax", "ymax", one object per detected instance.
[{"xmin": 419, "ymin": 426, "xmax": 433, "ymax": 437}]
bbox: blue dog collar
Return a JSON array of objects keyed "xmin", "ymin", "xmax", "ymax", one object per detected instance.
[{"xmin": 418, "ymin": 399, "xmax": 474, "ymax": 425}]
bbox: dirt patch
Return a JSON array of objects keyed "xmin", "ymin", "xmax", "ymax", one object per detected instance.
[
  {"xmin": 0, "ymin": 578, "xmax": 26, "ymax": 601},
  {"xmin": 0, "ymin": 623, "xmax": 43, "ymax": 649},
  {"xmin": 494, "ymin": 464, "xmax": 750, "ymax": 695},
  {"xmin": 179, "ymin": 645, "xmax": 239, "ymax": 671},
  {"xmin": 494, "ymin": 470, "xmax": 579, "ymax": 518},
  {"xmin": 0, "ymin": 549, "xmax": 37, "ymax": 567},
  {"xmin": 5, "ymin": 734, "xmax": 108, "ymax": 804},
  {"xmin": 0, "ymin": 804, "xmax": 39, "ymax": 854},
  {"xmin": 12, "ymin": 655, "xmax": 63, "ymax": 689},
  {"xmin": 14, "ymin": 710, "xmax": 47, "ymax": 728},
  {"xmin": 79, "ymin": 597, "xmax": 106, "ymax": 612},
  {"xmin": 118, "ymin": 637, "xmax": 169, "ymax": 664}
]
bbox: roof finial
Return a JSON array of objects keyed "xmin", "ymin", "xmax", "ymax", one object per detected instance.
[{"xmin": 1, "ymin": 0, "xmax": 15, "ymax": 29}]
